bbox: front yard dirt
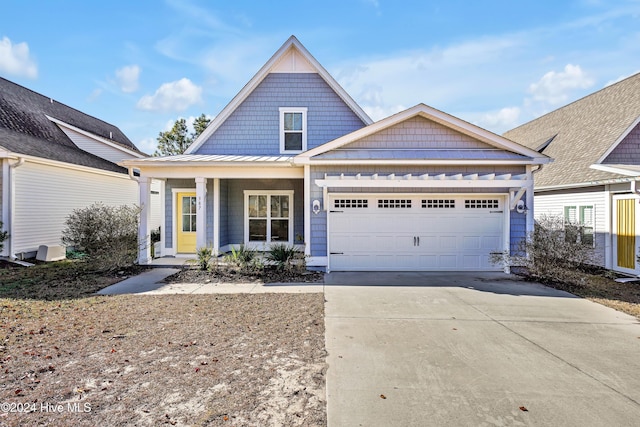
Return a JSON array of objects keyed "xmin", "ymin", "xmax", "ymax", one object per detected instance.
[
  {"xmin": 527, "ymin": 270, "xmax": 640, "ymax": 319},
  {"xmin": 0, "ymin": 293, "xmax": 326, "ymax": 426}
]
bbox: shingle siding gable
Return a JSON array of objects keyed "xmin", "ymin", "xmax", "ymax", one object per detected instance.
[
  {"xmin": 602, "ymin": 123, "xmax": 640, "ymax": 164},
  {"xmin": 194, "ymin": 73, "xmax": 366, "ymax": 155},
  {"xmin": 346, "ymin": 116, "xmax": 492, "ymax": 149}
]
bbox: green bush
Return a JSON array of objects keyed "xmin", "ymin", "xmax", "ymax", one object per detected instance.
[
  {"xmin": 224, "ymin": 244, "xmax": 260, "ymax": 272},
  {"xmin": 196, "ymin": 246, "xmax": 216, "ymax": 271},
  {"xmin": 0, "ymin": 221, "xmax": 8, "ymax": 252},
  {"xmin": 267, "ymin": 243, "xmax": 299, "ymax": 271},
  {"xmin": 61, "ymin": 203, "xmax": 140, "ymax": 271}
]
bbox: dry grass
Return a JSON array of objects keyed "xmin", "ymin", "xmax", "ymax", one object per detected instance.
[
  {"xmin": 0, "ymin": 260, "xmax": 145, "ymax": 300},
  {"xmin": 529, "ymin": 269, "xmax": 640, "ymax": 318},
  {"xmin": 0, "ymin": 293, "xmax": 326, "ymax": 426}
]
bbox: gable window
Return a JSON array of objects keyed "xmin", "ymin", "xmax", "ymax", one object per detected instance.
[
  {"xmin": 244, "ymin": 191, "xmax": 294, "ymax": 245},
  {"xmin": 564, "ymin": 205, "xmax": 595, "ymax": 246},
  {"xmin": 279, "ymin": 107, "xmax": 307, "ymax": 153}
]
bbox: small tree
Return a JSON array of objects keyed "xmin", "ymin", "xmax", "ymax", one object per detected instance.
[
  {"xmin": 154, "ymin": 114, "xmax": 211, "ymax": 156},
  {"xmin": 62, "ymin": 203, "xmax": 140, "ymax": 271},
  {"xmin": 492, "ymin": 214, "xmax": 594, "ymax": 282}
]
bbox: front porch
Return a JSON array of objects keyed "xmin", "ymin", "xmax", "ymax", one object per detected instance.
[{"xmin": 135, "ymin": 163, "xmax": 307, "ymax": 265}]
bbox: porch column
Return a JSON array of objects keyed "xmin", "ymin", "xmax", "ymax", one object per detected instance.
[
  {"xmin": 304, "ymin": 165, "xmax": 311, "ymax": 257},
  {"xmin": 213, "ymin": 178, "xmax": 220, "ymax": 254},
  {"xmin": 138, "ymin": 176, "xmax": 151, "ymax": 264},
  {"xmin": 525, "ymin": 170, "xmax": 535, "ymax": 238},
  {"xmin": 195, "ymin": 177, "xmax": 207, "ymax": 250}
]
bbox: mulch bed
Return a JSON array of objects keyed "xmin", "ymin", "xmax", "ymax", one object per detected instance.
[{"xmin": 163, "ymin": 264, "xmax": 324, "ymax": 285}]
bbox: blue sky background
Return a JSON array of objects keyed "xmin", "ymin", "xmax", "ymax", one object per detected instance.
[{"xmin": 1, "ymin": 0, "xmax": 639, "ymax": 154}]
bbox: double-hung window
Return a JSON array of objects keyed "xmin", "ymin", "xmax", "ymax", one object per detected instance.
[
  {"xmin": 564, "ymin": 205, "xmax": 595, "ymax": 246},
  {"xmin": 245, "ymin": 191, "xmax": 294, "ymax": 245},
  {"xmin": 279, "ymin": 107, "xmax": 307, "ymax": 153}
]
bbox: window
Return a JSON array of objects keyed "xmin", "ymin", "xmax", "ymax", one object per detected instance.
[
  {"xmin": 465, "ymin": 199, "xmax": 499, "ymax": 209},
  {"xmin": 181, "ymin": 196, "xmax": 197, "ymax": 232},
  {"xmin": 279, "ymin": 107, "xmax": 307, "ymax": 153},
  {"xmin": 423, "ymin": 199, "xmax": 455, "ymax": 209},
  {"xmin": 334, "ymin": 199, "xmax": 369, "ymax": 208},
  {"xmin": 564, "ymin": 205, "xmax": 595, "ymax": 246},
  {"xmin": 378, "ymin": 199, "xmax": 412, "ymax": 208},
  {"xmin": 245, "ymin": 191, "xmax": 294, "ymax": 245}
]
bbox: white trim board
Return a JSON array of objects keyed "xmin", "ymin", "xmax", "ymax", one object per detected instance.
[{"xmin": 47, "ymin": 115, "xmax": 145, "ymax": 158}]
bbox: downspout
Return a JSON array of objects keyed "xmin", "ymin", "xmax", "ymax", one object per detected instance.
[
  {"xmin": 6, "ymin": 157, "xmax": 25, "ymax": 259},
  {"xmin": 128, "ymin": 166, "xmax": 139, "ymax": 182}
]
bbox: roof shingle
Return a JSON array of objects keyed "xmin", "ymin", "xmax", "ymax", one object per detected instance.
[
  {"xmin": 503, "ymin": 72, "xmax": 640, "ymax": 187},
  {"xmin": 0, "ymin": 77, "xmax": 142, "ymax": 172}
]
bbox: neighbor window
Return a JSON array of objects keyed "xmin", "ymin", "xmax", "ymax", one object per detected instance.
[
  {"xmin": 279, "ymin": 107, "xmax": 307, "ymax": 153},
  {"xmin": 245, "ymin": 191, "xmax": 294, "ymax": 245},
  {"xmin": 564, "ymin": 205, "xmax": 594, "ymax": 246}
]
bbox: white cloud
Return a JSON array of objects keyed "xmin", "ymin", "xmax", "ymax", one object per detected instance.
[
  {"xmin": 115, "ymin": 65, "xmax": 141, "ymax": 93},
  {"xmin": 333, "ymin": 35, "xmax": 524, "ymax": 125},
  {"xmin": 473, "ymin": 107, "xmax": 521, "ymax": 133},
  {"xmin": 528, "ymin": 64, "xmax": 594, "ymax": 105},
  {"xmin": 0, "ymin": 36, "xmax": 37, "ymax": 78},
  {"xmin": 137, "ymin": 78, "xmax": 203, "ymax": 112},
  {"xmin": 137, "ymin": 137, "xmax": 158, "ymax": 155},
  {"xmin": 605, "ymin": 70, "xmax": 640, "ymax": 87},
  {"xmin": 87, "ymin": 88, "xmax": 102, "ymax": 102}
]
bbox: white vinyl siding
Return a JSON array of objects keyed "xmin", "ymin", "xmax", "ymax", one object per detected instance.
[
  {"xmin": 12, "ymin": 161, "xmax": 138, "ymax": 255},
  {"xmin": 59, "ymin": 127, "xmax": 141, "ymax": 163},
  {"xmin": 150, "ymin": 179, "xmax": 162, "ymax": 231},
  {"xmin": 534, "ymin": 189, "xmax": 606, "ymax": 266}
]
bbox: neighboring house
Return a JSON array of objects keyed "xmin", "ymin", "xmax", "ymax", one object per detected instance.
[
  {"xmin": 504, "ymin": 72, "xmax": 640, "ymax": 275},
  {"xmin": 0, "ymin": 77, "xmax": 160, "ymax": 259},
  {"xmin": 122, "ymin": 36, "xmax": 549, "ymax": 272}
]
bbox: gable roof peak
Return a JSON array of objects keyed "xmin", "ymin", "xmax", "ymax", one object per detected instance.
[
  {"xmin": 185, "ymin": 35, "xmax": 372, "ymax": 154},
  {"xmin": 298, "ymin": 102, "xmax": 550, "ymax": 163}
]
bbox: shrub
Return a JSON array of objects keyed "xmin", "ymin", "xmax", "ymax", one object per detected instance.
[
  {"xmin": 61, "ymin": 203, "xmax": 140, "ymax": 271},
  {"xmin": 267, "ymin": 243, "xmax": 298, "ymax": 271},
  {"xmin": 224, "ymin": 244, "xmax": 260, "ymax": 272},
  {"xmin": 491, "ymin": 214, "xmax": 594, "ymax": 283},
  {"xmin": 0, "ymin": 221, "xmax": 8, "ymax": 252},
  {"xmin": 195, "ymin": 246, "xmax": 216, "ymax": 271}
]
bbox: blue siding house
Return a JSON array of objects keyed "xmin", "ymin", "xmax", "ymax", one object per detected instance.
[{"xmin": 123, "ymin": 36, "xmax": 550, "ymax": 272}]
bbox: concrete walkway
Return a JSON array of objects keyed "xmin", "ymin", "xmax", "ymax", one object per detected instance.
[
  {"xmin": 324, "ymin": 272, "xmax": 640, "ymax": 427},
  {"xmin": 97, "ymin": 268, "xmax": 323, "ymax": 295}
]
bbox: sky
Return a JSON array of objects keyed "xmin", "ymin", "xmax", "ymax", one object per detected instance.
[{"xmin": 1, "ymin": 0, "xmax": 640, "ymax": 155}]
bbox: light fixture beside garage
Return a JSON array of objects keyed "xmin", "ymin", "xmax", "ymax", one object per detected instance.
[{"xmin": 312, "ymin": 199, "xmax": 321, "ymax": 215}]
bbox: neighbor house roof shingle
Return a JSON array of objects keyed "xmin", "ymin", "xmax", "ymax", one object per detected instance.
[
  {"xmin": 0, "ymin": 77, "xmax": 143, "ymax": 171},
  {"xmin": 503, "ymin": 72, "xmax": 640, "ymax": 188},
  {"xmin": 0, "ymin": 128, "xmax": 128, "ymax": 174}
]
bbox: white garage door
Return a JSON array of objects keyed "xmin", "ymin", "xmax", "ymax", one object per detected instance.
[{"xmin": 328, "ymin": 195, "xmax": 506, "ymax": 271}]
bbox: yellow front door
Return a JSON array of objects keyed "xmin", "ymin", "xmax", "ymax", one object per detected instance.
[
  {"xmin": 617, "ymin": 198, "xmax": 636, "ymax": 269},
  {"xmin": 177, "ymin": 192, "xmax": 197, "ymax": 253}
]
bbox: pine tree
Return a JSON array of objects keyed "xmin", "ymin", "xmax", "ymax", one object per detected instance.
[{"xmin": 153, "ymin": 114, "xmax": 211, "ymax": 156}]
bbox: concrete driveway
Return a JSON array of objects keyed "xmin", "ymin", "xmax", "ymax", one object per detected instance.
[{"xmin": 324, "ymin": 272, "xmax": 640, "ymax": 426}]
